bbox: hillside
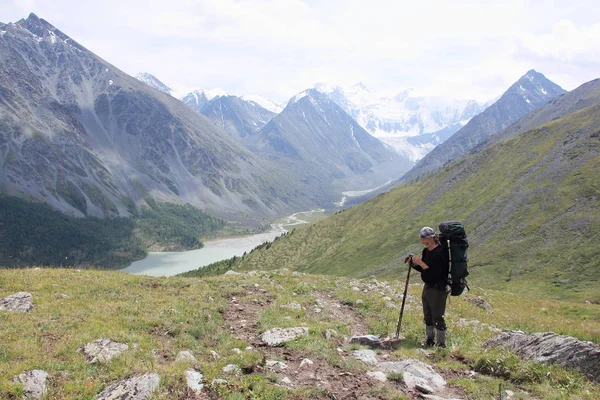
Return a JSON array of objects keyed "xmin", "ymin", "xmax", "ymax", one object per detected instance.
[
  {"xmin": 402, "ymin": 70, "xmax": 565, "ymax": 182},
  {"xmin": 0, "ymin": 269, "xmax": 598, "ymax": 399},
  {"xmin": 193, "ymin": 101, "xmax": 600, "ymax": 303}
]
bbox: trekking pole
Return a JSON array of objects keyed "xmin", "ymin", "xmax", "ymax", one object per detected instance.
[{"xmin": 395, "ymin": 258, "xmax": 412, "ymax": 338}]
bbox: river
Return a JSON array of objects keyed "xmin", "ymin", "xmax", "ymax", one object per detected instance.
[{"xmin": 120, "ymin": 209, "xmax": 326, "ymax": 277}]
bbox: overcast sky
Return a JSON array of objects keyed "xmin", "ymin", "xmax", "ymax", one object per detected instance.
[{"xmin": 2, "ymin": 0, "xmax": 599, "ymax": 102}]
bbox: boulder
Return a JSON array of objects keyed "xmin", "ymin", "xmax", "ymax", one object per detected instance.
[
  {"xmin": 175, "ymin": 351, "xmax": 196, "ymax": 363},
  {"xmin": 299, "ymin": 358, "xmax": 314, "ymax": 368},
  {"xmin": 466, "ymin": 296, "xmax": 493, "ymax": 311},
  {"xmin": 224, "ymin": 270, "xmax": 240, "ymax": 276},
  {"xmin": 349, "ymin": 335, "xmax": 382, "ymax": 348},
  {"xmin": 82, "ymin": 339, "xmax": 129, "ymax": 363},
  {"xmin": 185, "ymin": 369, "xmax": 204, "ymax": 393},
  {"xmin": 260, "ymin": 327, "xmax": 308, "ymax": 346},
  {"xmin": 94, "ymin": 373, "xmax": 159, "ymax": 400},
  {"xmin": 0, "ymin": 292, "xmax": 33, "ymax": 312},
  {"xmin": 13, "ymin": 370, "xmax": 48, "ymax": 400},
  {"xmin": 353, "ymin": 349, "xmax": 378, "ymax": 365},
  {"xmin": 324, "ymin": 329, "xmax": 338, "ymax": 340},
  {"xmin": 266, "ymin": 360, "xmax": 288, "ymax": 370},
  {"xmin": 485, "ymin": 331, "xmax": 600, "ymax": 382},
  {"xmin": 366, "ymin": 371, "xmax": 387, "ymax": 382},
  {"xmin": 222, "ymin": 364, "xmax": 240, "ymax": 374},
  {"xmin": 377, "ymin": 359, "xmax": 446, "ymax": 392}
]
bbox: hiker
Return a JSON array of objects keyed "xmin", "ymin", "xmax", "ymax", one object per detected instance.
[{"xmin": 406, "ymin": 226, "xmax": 449, "ymax": 348}]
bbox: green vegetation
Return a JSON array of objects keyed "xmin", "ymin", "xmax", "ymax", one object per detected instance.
[
  {"xmin": 0, "ymin": 196, "xmax": 224, "ymax": 269},
  {"xmin": 0, "ymin": 269, "xmax": 598, "ymax": 399},
  {"xmin": 194, "ymin": 103, "xmax": 600, "ymax": 302}
]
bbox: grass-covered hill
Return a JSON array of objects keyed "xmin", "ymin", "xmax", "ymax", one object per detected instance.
[
  {"xmin": 188, "ymin": 102, "xmax": 600, "ymax": 303},
  {"xmin": 0, "ymin": 268, "xmax": 598, "ymax": 399}
]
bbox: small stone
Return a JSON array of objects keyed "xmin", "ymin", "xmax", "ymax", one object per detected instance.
[
  {"xmin": 280, "ymin": 302, "xmax": 302, "ymax": 310},
  {"xmin": 416, "ymin": 383, "xmax": 434, "ymax": 394},
  {"xmin": 210, "ymin": 350, "xmax": 220, "ymax": 359},
  {"xmin": 55, "ymin": 294, "xmax": 69, "ymax": 299},
  {"xmin": 185, "ymin": 369, "xmax": 204, "ymax": 393},
  {"xmin": 82, "ymin": 339, "xmax": 128, "ymax": 363},
  {"xmin": 352, "ymin": 286, "xmax": 360, "ymax": 291},
  {"xmin": 222, "ymin": 364, "xmax": 240, "ymax": 374},
  {"xmin": 366, "ymin": 371, "xmax": 387, "ymax": 382},
  {"xmin": 266, "ymin": 360, "xmax": 288, "ymax": 370},
  {"xmin": 350, "ymin": 335, "xmax": 382, "ymax": 348},
  {"xmin": 299, "ymin": 358, "xmax": 314, "ymax": 368},
  {"xmin": 224, "ymin": 270, "xmax": 240, "ymax": 276},
  {"xmin": 313, "ymin": 308, "xmax": 322, "ymax": 313},
  {"xmin": 0, "ymin": 292, "xmax": 33, "ymax": 312},
  {"xmin": 466, "ymin": 296, "xmax": 493, "ymax": 311},
  {"xmin": 355, "ymin": 299, "xmax": 364, "ymax": 305},
  {"xmin": 281, "ymin": 376, "xmax": 292, "ymax": 385},
  {"xmin": 382, "ymin": 296, "xmax": 392, "ymax": 301},
  {"xmin": 232, "ymin": 348, "xmax": 242, "ymax": 354},
  {"xmin": 245, "ymin": 346, "xmax": 254, "ymax": 351},
  {"xmin": 260, "ymin": 327, "xmax": 308, "ymax": 346},
  {"xmin": 353, "ymin": 349, "xmax": 378, "ymax": 365},
  {"xmin": 13, "ymin": 370, "xmax": 48, "ymax": 400},
  {"xmin": 175, "ymin": 351, "xmax": 196, "ymax": 363},
  {"xmin": 377, "ymin": 359, "xmax": 446, "ymax": 391},
  {"xmin": 94, "ymin": 373, "xmax": 159, "ymax": 400},
  {"xmin": 324, "ymin": 329, "xmax": 338, "ymax": 340},
  {"xmin": 505, "ymin": 389, "xmax": 515, "ymax": 398},
  {"xmin": 211, "ymin": 378, "xmax": 228, "ymax": 385}
]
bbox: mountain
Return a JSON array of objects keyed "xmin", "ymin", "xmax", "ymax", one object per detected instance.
[
  {"xmin": 135, "ymin": 72, "xmax": 173, "ymax": 96},
  {"xmin": 314, "ymin": 82, "xmax": 487, "ymax": 161},
  {"xmin": 199, "ymin": 95, "xmax": 276, "ymax": 142},
  {"xmin": 180, "ymin": 88, "xmax": 228, "ymax": 113},
  {"xmin": 0, "ymin": 14, "xmax": 309, "ymax": 222},
  {"xmin": 195, "ymin": 91, "xmax": 600, "ymax": 302},
  {"xmin": 402, "ymin": 70, "xmax": 566, "ymax": 182},
  {"xmin": 247, "ymin": 89, "xmax": 412, "ymax": 198},
  {"xmin": 240, "ymin": 94, "xmax": 283, "ymax": 114}
]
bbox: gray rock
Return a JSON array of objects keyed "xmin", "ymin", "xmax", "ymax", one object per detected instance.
[
  {"xmin": 377, "ymin": 359, "xmax": 446, "ymax": 392},
  {"xmin": 175, "ymin": 351, "xmax": 196, "ymax": 363},
  {"xmin": 224, "ymin": 270, "xmax": 240, "ymax": 276},
  {"xmin": 366, "ymin": 371, "xmax": 387, "ymax": 382},
  {"xmin": 416, "ymin": 383, "xmax": 434, "ymax": 394},
  {"xmin": 185, "ymin": 369, "xmax": 204, "ymax": 393},
  {"xmin": 280, "ymin": 301, "xmax": 302, "ymax": 310},
  {"xmin": 222, "ymin": 364, "xmax": 240, "ymax": 374},
  {"xmin": 353, "ymin": 349, "xmax": 378, "ymax": 365},
  {"xmin": 266, "ymin": 360, "xmax": 288, "ymax": 370},
  {"xmin": 485, "ymin": 331, "xmax": 600, "ymax": 382},
  {"xmin": 0, "ymin": 292, "xmax": 33, "ymax": 312},
  {"xmin": 82, "ymin": 339, "xmax": 129, "ymax": 363},
  {"xmin": 466, "ymin": 296, "xmax": 493, "ymax": 311},
  {"xmin": 299, "ymin": 358, "xmax": 314, "ymax": 368},
  {"xmin": 349, "ymin": 335, "xmax": 382, "ymax": 348},
  {"xmin": 13, "ymin": 370, "xmax": 48, "ymax": 400},
  {"xmin": 94, "ymin": 373, "xmax": 160, "ymax": 400},
  {"xmin": 324, "ymin": 329, "xmax": 338, "ymax": 340},
  {"xmin": 260, "ymin": 327, "xmax": 308, "ymax": 346},
  {"xmin": 280, "ymin": 376, "xmax": 293, "ymax": 385},
  {"xmin": 211, "ymin": 378, "xmax": 228, "ymax": 385}
]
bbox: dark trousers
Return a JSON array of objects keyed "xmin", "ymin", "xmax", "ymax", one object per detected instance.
[{"xmin": 422, "ymin": 283, "xmax": 447, "ymax": 331}]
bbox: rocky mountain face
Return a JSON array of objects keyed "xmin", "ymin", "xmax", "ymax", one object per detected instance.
[
  {"xmin": 134, "ymin": 73, "xmax": 173, "ymax": 96},
  {"xmin": 402, "ymin": 70, "xmax": 566, "ymax": 182},
  {"xmin": 314, "ymin": 82, "xmax": 487, "ymax": 161},
  {"xmin": 180, "ymin": 88, "xmax": 228, "ymax": 113},
  {"xmin": 0, "ymin": 14, "xmax": 309, "ymax": 221},
  {"xmin": 247, "ymin": 89, "xmax": 412, "ymax": 196},
  {"xmin": 199, "ymin": 95, "xmax": 276, "ymax": 142}
]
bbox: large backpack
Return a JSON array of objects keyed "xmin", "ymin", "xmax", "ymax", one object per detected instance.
[{"xmin": 438, "ymin": 221, "xmax": 469, "ymax": 296}]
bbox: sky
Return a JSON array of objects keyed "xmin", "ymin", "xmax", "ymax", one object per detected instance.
[{"xmin": 2, "ymin": 0, "xmax": 600, "ymax": 103}]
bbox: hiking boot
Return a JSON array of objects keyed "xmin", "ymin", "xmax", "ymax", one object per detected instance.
[
  {"xmin": 425, "ymin": 326, "xmax": 435, "ymax": 347},
  {"xmin": 435, "ymin": 328, "xmax": 446, "ymax": 348}
]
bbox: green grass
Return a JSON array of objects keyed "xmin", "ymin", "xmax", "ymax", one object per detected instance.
[
  {"xmin": 0, "ymin": 269, "xmax": 598, "ymax": 399},
  {"xmin": 200, "ymin": 103, "xmax": 600, "ymax": 302}
]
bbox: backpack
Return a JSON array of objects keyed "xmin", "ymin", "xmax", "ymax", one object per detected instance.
[{"xmin": 438, "ymin": 221, "xmax": 469, "ymax": 296}]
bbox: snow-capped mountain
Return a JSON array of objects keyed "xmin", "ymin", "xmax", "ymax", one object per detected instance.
[
  {"xmin": 180, "ymin": 88, "xmax": 228, "ymax": 113},
  {"xmin": 313, "ymin": 82, "xmax": 487, "ymax": 162},
  {"xmin": 135, "ymin": 72, "xmax": 173, "ymax": 96},
  {"xmin": 240, "ymin": 95, "xmax": 283, "ymax": 114}
]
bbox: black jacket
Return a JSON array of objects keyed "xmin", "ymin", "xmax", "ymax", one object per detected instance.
[{"xmin": 412, "ymin": 245, "xmax": 449, "ymax": 286}]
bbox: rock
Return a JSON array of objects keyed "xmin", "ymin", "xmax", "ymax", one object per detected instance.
[
  {"xmin": 416, "ymin": 383, "xmax": 434, "ymax": 394},
  {"xmin": 210, "ymin": 350, "xmax": 220, "ymax": 359},
  {"xmin": 94, "ymin": 373, "xmax": 159, "ymax": 400},
  {"xmin": 377, "ymin": 359, "xmax": 446, "ymax": 392},
  {"xmin": 185, "ymin": 369, "xmax": 204, "ymax": 393},
  {"xmin": 353, "ymin": 349, "xmax": 378, "ymax": 365},
  {"xmin": 82, "ymin": 339, "xmax": 129, "ymax": 363},
  {"xmin": 505, "ymin": 389, "xmax": 515, "ymax": 398},
  {"xmin": 260, "ymin": 327, "xmax": 308, "ymax": 346},
  {"xmin": 324, "ymin": 329, "xmax": 338, "ymax": 340},
  {"xmin": 280, "ymin": 376, "xmax": 293, "ymax": 385},
  {"xmin": 211, "ymin": 379, "xmax": 228, "ymax": 385},
  {"xmin": 13, "ymin": 370, "xmax": 48, "ymax": 400},
  {"xmin": 175, "ymin": 351, "xmax": 196, "ymax": 363},
  {"xmin": 54, "ymin": 294, "xmax": 68, "ymax": 299},
  {"xmin": 232, "ymin": 348, "xmax": 242, "ymax": 354},
  {"xmin": 421, "ymin": 396, "xmax": 464, "ymax": 400},
  {"xmin": 266, "ymin": 360, "xmax": 288, "ymax": 370},
  {"xmin": 352, "ymin": 287, "xmax": 360, "ymax": 292},
  {"xmin": 466, "ymin": 296, "xmax": 493, "ymax": 311},
  {"xmin": 222, "ymin": 364, "xmax": 240, "ymax": 374},
  {"xmin": 417, "ymin": 348, "xmax": 433, "ymax": 357},
  {"xmin": 485, "ymin": 331, "xmax": 600, "ymax": 382},
  {"xmin": 280, "ymin": 301, "xmax": 302, "ymax": 310},
  {"xmin": 350, "ymin": 335, "xmax": 382, "ymax": 348},
  {"xmin": 313, "ymin": 308, "xmax": 322, "ymax": 313},
  {"xmin": 355, "ymin": 299, "xmax": 364, "ymax": 305},
  {"xmin": 245, "ymin": 346, "xmax": 253, "ymax": 351},
  {"xmin": 366, "ymin": 371, "xmax": 387, "ymax": 382},
  {"xmin": 224, "ymin": 270, "xmax": 240, "ymax": 276},
  {"xmin": 299, "ymin": 358, "xmax": 314, "ymax": 368},
  {"xmin": 0, "ymin": 292, "xmax": 33, "ymax": 312}
]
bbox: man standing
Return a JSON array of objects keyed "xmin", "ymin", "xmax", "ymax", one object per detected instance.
[{"xmin": 406, "ymin": 227, "xmax": 449, "ymax": 348}]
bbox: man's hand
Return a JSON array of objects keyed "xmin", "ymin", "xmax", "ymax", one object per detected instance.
[{"xmin": 411, "ymin": 255, "xmax": 428, "ymax": 269}]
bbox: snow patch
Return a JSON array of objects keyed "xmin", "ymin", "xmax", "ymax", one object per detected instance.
[
  {"xmin": 519, "ymin": 85, "xmax": 525, "ymax": 91},
  {"xmin": 523, "ymin": 96, "xmax": 530, "ymax": 104},
  {"xmin": 541, "ymin": 87, "xmax": 547, "ymax": 95},
  {"xmin": 350, "ymin": 125, "xmax": 361, "ymax": 150},
  {"xmin": 290, "ymin": 90, "xmax": 310, "ymax": 104},
  {"xmin": 241, "ymin": 95, "xmax": 283, "ymax": 113},
  {"xmin": 108, "ymin": 80, "xmax": 113, "ymax": 86},
  {"xmin": 47, "ymin": 30, "xmax": 57, "ymax": 44},
  {"xmin": 0, "ymin": 30, "xmax": 6, "ymax": 37}
]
